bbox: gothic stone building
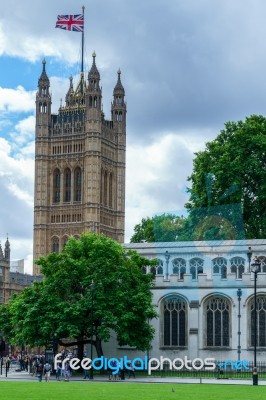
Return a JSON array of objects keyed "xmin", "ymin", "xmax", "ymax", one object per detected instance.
[
  {"xmin": 0, "ymin": 239, "xmax": 41, "ymax": 305},
  {"xmin": 102, "ymin": 239, "xmax": 266, "ymax": 364},
  {"xmin": 33, "ymin": 54, "xmax": 126, "ymax": 275}
]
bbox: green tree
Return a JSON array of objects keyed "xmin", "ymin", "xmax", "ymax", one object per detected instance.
[
  {"xmin": 130, "ymin": 213, "xmax": 187, "ymax": 242},
  {"xmin": 186, "ymin": 115, "xmax": 266, "ymax": 239},
  {"xmin": 0, "ymin": 233, "xmax": 157, "ymax": 361}
]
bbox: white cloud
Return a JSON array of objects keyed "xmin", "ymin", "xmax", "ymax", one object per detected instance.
[
  {"xmin": 0, "ymin": 86, "xmax": 35, "ymax": 113},
  {"xmin": 125, "ymin": 132, "xmax": 205, "ymax": 241},
  {"xmin": 0, "ymin": 137, "xmax": 34, "ymax": 207}
]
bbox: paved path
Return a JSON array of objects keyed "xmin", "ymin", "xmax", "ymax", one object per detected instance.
[{"xmin": 0, "ymin": 369, "xmax": 265, "ymax": 385}]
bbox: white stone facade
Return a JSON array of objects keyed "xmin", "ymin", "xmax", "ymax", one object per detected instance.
[{"xmin": 102, "ymin": 239, "xmax": 266, "ymax": 363}]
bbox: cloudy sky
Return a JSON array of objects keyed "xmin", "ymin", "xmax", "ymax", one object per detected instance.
[{"xmin": 1, "ymin": 0, "xmax": 266, "ymax": 273}]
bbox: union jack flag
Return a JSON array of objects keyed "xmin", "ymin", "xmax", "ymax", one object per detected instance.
[{"xmin": 55, "ymin": 14, "xmax": 84, "ymax": 32}]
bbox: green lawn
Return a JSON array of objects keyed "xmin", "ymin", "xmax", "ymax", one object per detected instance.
[{"xmin": 0, "ymin": 382, "xmax": 265, "ymax": 400}]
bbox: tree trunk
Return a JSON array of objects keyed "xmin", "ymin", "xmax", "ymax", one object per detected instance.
[{"xmin": 95, "ymin": 337, "xmax": 103, "ymax": 358}]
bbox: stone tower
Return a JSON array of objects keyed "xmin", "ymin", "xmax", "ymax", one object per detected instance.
[
  {"xmin": 0, "ymin": 238, "xmax": 10, "ymax": 304},
  {"xmin": 33, "ymin": 54, "xmax": 126, "ymax": 275}
]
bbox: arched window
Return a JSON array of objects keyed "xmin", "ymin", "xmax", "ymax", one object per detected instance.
[
  {"xmin": 74, "ymin": 167, "xmax": 82, "ymax": 202},
  {"xmin": 62, "ymin": 236, "xmax": 68, "ymax": 248},
  {"xmin": 172, "ymin": 258, "xmax": 186, "ymax": 279},
  {"xmin": 64, "ymin": 168, "xmax": 71, "ymax": 202},
  {"xmin": 205, "ymin": 296, "xmax": 230, "ymax": 347},
  {"xmin": 53, "ymin": 169, "xmax": 60, "ymax": 203},
  {"xmin": 109, "ymin": 173, "xmax": 113, "ymax": 208},
  {"xmin": 150, "ymin": 266, "xmax": 156, "ymax": 279},
  {"xmin": 103, "ymin": 170, "xmax": 108, "ymax": 205},
  {"xmin": 189, "ymin": 258, "xmax": 204, "ymax": 280},
  {"xmin": 230, "ymin": 257, "xmax": 245, "ymax": 279},
  {"xmin": 250, "ymin": 296, "xmax": 266, "ymax": 347},
  {"xmin": 258, "ymin": 257, "xmax": 266, "ymax": 272},
  {"xmin": 155, "ymin": 260, "xmax": 163, "ymax": 275},
  {"xmin": 162, "ymin": 297, "xmax": 187, "ymax": 347},
  {"xmin": 52, "ymin": 237, "xmax": 59, "ymax": 254},
  {"xmin": 213, "ymin": 258, "xmax": 227, "ymax": 279}
]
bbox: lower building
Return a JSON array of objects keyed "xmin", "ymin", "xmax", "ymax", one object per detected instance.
[
  {"xmin": 0, "ymin": 238, "xmax": 41, "ymax": 305},
  {"xmin": 102, "ymin": 239, "xmax": 266, "ymax": 365}
]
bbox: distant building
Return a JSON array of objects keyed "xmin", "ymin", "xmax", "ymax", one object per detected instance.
[
  {"xmin": 0, "ymin": 238, "xmax": 41, "ymax": 305},
  {"xmin": 10, "ymin": 259, "xmax": 24, "ymax": 274}
]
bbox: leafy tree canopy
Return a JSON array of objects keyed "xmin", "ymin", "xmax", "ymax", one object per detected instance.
[
  {"xmin": 186, "ymin": 115, "xmax": 266, "ymax": 239},
  {"xmin": 0, "ymin": 233, "xmax": 157, "ymax": 359},
  {"xmin": 130, "ymin": 213, "xmax": 187, "ymax": 243}
]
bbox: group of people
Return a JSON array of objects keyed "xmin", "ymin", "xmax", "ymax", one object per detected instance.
[
  {"xmin": 32, "ymin": 357, "xmax": 52, "ymax": 382},
  {"xmin": 108, "ymin": 360, "xmax": 136, "ymax": 381}
]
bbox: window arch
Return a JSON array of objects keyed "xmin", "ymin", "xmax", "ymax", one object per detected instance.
[
  {"xmin": 62, "ymin": 236, "xmax": 69, "ymax": 248},
  {"xmin": 109, "ymin": 173, "xmax": 113, "ymax": 208},
  {"xmin": 172, "ymin": 258, "xmax": 186, "ymax": 279},
  {"xmin": 53, "ymin": 169, "xmax": 61, "ymax": 203},
  {"xmin": 162, "ymin": 296, "xmax": 187, "ymax": 347},
  {"xmin": 205, "ymin": 296, "xmax": 230, "ymax": 347},
  {"xmin": 52, "ymin": 237, "xmax": 59, "ymax": 254},
  {"xmin": 213, "ymin": 258, "xmax": 227, "ymax": 279},
  {"xmin": 155, "ymin": 260, "xmax": 163, "ymax": 275},
  {"xmin": 103, "ymin": 170, "xmax": 108, "ymax": 205},
  {"xmin": 230, "ymin": 257, "xmax": 245, "ymax": 279},
  {"xmin": 189, "ymin": 258, "xmax": 204, "ymax": 280},
  {"xmin": 258, "ymin": 257, "xmax": 266, "ymax": 272},
  {"xmin": 74, "ymin": 167, "xmax": 82, "ymax": 202},
  {"xmin": 64, "ymin": 168, "xmax": 71, "ymax": 202},
  {"xmin": 249, "ymin": 295, "xmax": 266, "ymax": 347}
]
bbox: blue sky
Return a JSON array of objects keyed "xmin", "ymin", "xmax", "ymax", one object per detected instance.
[{"xmin": 1, "ymin": 0, "xmax": 266, "ymax": 273}]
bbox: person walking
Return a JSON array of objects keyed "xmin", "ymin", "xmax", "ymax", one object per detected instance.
[
  {"xmin": 36, "ymin": 361, "xmax": 44, "ymax": 382},
  {"xmin": 64, "ymin": 360, "xmax": 71, "ymax": 381},
  {"xmin": 128, "ymin": 362, "xmax": 135, "ymax": 379},
  {"xmin": 43, "ymin": 360, "xmax": 51, "ymax": 382}
]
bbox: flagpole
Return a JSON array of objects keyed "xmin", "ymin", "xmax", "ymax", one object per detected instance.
[{"xmin": 81, "ymin": 5, "xmax": 85, "ymax": 74}]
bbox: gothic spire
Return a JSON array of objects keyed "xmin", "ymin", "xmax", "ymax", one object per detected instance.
[
  {"xmin": 38, "ymin": 58, "xmax": 49, "ymax": 84},
  {"xmin": 88, "ymin": 52, "xmax": 100, "ymax": 80},
  {"xmin": 5, "ymin": 236, "xmax": 10, "ymax": 261},
  {"xmin": 0, "ymin": 241, "xmax": 4, "ymax": 260},
  {"xmin": 113, "ymin": 69, "xmax": 125, "ymax": 95}
]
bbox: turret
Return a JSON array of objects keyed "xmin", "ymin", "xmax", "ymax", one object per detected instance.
[
  {"xmin": 0, "ymin": 241, "xmax": 4, "ymax": 261},
  {"xmin": 36, "ymin": 59, "xmax": 52, "ymax": 134},
  {"xmin": 112, "ymin": 69, "xmax": 126, "ymax": 139},
  {"xmin": 86, "ymin": 52, "xmax": 102, "ymax": 120},
  {"xmin": 4, "ymin": 236, "xmax": 10, "ymax": 262}
]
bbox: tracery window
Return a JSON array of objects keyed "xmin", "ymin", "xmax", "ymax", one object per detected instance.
[
  {"xmin": 213, "ymin": 258, "xmax": 227, "ymax": 279},
  {"xmin": 230, "ymin": 257, "xmax": 245, "ymax": 279},
  {"xmin": 172, "ymin": 258, "xmax": 186, "ymax": 279},
  {"xmin": 250, "ymin": 296, "xmax": 266, "ymax": 347},
  {"xmin": 206, "ymin": 297, "xmax": 230, "ymax": 347},
  {"xmin": 74, "ymin": 167, "xmax": 82, "ymax": 202},
  {"xmin": 258, "ymin": 257, "xmax": 266, "ymax": 273},
  {"xmin": 53, "ymin": 169, "xmax": 60, "ymax": 203},
  {"xmin": 189, "ymin": 258, "xmax": 204, "ymax": 280},
  {"xmin": 109, "ymin": 173, "xmax": 113, "ymax": 208},
  {"xmin": 52, "ymin": 237, "xmax": 59, "ymax": 254},
  {"xmin": 162, "ymin": 297, "xmax": 187, "ymax": 347},
  {"xmin": 64, "ymin": 168, "xmax": 71, "ymax": 202}
]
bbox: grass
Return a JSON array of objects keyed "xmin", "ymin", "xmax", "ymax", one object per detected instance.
[{"xmin": 0, "ymin": 381, "xmax": 265, "ymax": 400}]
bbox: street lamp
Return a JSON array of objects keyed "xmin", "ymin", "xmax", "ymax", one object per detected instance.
[
  {"xmin": 89, "ymin": 281, "xmax": 95, "ymax": 380},
  {"xmin": 237, "ymin": 288, "xmax": 242, "ymax": 361},
  {"xmin": 251, "ymin": 256, "xmax": 261, "ymax": 385},
  {"xmin": 247, "ymin": 247, "xmax": 252, "ymax": 273}
]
